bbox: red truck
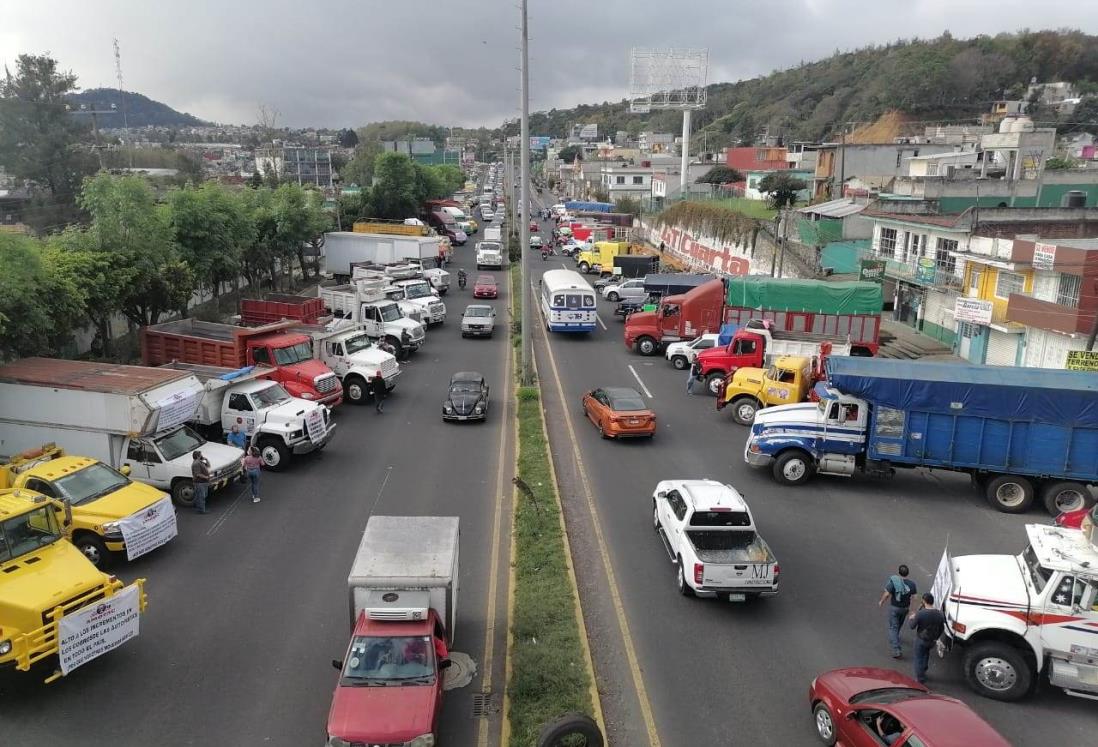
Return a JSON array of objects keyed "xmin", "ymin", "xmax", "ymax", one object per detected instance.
[
  {"xmin": 141, "ymin": 319, "xmax": 343, "ymax": 407},
  {"xmin": 239, "ymin": 294, "xmax": 327, "ymax": 326},
  {"xmin": 624, "ymin": 278, "xmax": 882, "ymax": 359}
]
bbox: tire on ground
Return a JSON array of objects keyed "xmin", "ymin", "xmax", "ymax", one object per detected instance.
[
  {"xmin": 772, "ymin": 450, "xmax": 814, "ymax": 486},
  {"xmin": 537, "ymin": 712, "xmax": 603, "ymax": 747}
]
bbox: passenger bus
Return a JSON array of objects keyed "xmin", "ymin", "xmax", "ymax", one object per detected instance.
[{"xmin": 540, "ymin": 269, "xmax": 597, "ymax": 333}]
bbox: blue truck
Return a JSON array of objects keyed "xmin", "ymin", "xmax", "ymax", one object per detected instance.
[{"xmin": 744, "ymin": 357, "xmax": 1098, "ymax": 515}]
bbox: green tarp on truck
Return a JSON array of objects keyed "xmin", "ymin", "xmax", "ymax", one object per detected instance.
[{"xmin": 724, "ymin": 278, "xmax": 882, "ymax": 315}]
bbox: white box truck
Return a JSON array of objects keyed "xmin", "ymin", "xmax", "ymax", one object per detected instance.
[{"xmin": 324, "ymin": 232, "xmax": 444, "ymax": 282}]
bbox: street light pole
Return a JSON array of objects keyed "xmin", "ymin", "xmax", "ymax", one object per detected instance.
[{"xmin": 519, "ymin": 0, "xmax": 532, "ymax": 384}]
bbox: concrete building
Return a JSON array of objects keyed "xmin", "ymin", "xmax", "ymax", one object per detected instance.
[
  {"xmin": 601, "ymin": 165, "xmax": 652, "ymax": 201},
  {"xmin": 725, "ymin": 146, "xmax": 790, "ymax": 173},
  {"xmin": 904, "ymin": 151, "xmax": 979, "ymax": 178},
  {"xmin": 255, "ymin": 146, "xmax": 334, "ymax": 188},
  {"xmin": 743, "ymin": 169, "xmax": 813, "ymax": 201},
  {"xmin": 813, "ymin": 142, "xmax": 958, "ymax": 199},
  {"xmin": 639, "ymin": 132, "xmax": 675, "ymax": 153}
]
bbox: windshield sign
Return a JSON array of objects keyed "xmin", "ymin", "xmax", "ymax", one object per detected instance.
[
  {"xmin": 343, "ymin": 334, "xmax": 374, "ymax": 355},
  {"xmin": 379, "ymin": 304, "xmax": 402, "ymax": 322},
  {"xmin": 54, "ymin": 463, "xmax": 131, "ymax": 506},
  {"xmin": 341, "ymin": 635, "xmax": 436, "ymax": 686},
  {"xmin": 253, "ymin": 383, "xmax": 292, "ymax": 408}
]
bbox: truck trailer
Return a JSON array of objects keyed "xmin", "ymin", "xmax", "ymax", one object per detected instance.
[{"xmin": 324, "ymin": 231, "xmax": 445, "ymax": 282}]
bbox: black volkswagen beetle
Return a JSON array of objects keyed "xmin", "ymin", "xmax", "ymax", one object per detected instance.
[{"xmin": 442, "ymin": 371, "xmax": 490, "ymax": 422}]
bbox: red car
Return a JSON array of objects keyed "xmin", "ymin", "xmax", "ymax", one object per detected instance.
[
  {"xmin": 1054, "ymin": 504, "xmax": 1097, "ymax": 529},
  {"xmin": 473, "ymin": 274, "xmax": 498, "ymax": 298},
  {"xmin": 529, "ymin": 219, "xmax": 539, "ymax": 232},
  {"xmin": 808, "ymin": 667, "xmax": 1009, "ymax": 746}
]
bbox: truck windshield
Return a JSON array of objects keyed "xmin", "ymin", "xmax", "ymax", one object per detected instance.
[
  {"xmin": 273, "ymin": 341, "xmax": 313, "ymax": 365},
  {"xmin": 154, "ymin": 426, "xmax": 206, "ymax": 462},
  {"xmin": 340, "ymin": 635, "xmax": 436, "ymax": 685},
  {"xmin": 343, "ymin": 335, "xmax": 374, "ymax": 355},
  {"xmin": 252, "ymin": 384, "xmax": 293, "ymax": 408},
  {"xmin": 1022, "ymin": 545, "xmax": 1054, "ymax": 593},
  {"xmin": 53, "ymin": 463, "xmax": 130, "ymax": 507},
  {"xmin": 404, "ymin": 284, "xmax": 432, "ymax": 299},
  {"xmin": 0, "ymin": 506, "xmax": 63, "ymax": 562},
  {"xmin": 379, "ymin": 304, "xmax": 403, "ymax": 323}
]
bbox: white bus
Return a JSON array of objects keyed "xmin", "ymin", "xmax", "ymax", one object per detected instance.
[{"xmin": 540, "ymin": 269, "xmax": 597, "ymax": 333}]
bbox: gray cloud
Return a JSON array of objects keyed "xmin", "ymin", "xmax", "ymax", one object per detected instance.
[{"xmin": 4, "ymin": 1, "xmax": 1096, "ymax": 130}]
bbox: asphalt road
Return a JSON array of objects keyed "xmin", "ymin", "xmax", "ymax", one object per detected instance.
[
  {"xmin": 523, "ymin": 195, "xmax": 1094, "ymax": 746},
  {"xmin": 0, "ymin": 206, "xmax": 513, "ymax": 746}
]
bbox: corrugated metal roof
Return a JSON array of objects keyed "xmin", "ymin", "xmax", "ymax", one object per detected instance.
[
  {"xmin": 798, "ymin": 199, "xmax": 866, "ymax": 218},
  {"xmin": 0, "ymin": 357, "xmax": 188, "ymax": 395}
]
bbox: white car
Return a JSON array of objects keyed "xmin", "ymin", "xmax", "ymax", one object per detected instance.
[
  {"xmin": 601, "ymin": 278, "xmax": 647, "ymax": 303},
  {"xmin": 481, "ymin": 209, "xmax": 495, "ymax": 221},
  {"xmin": 664, "ymin": 334, "xmax": 721, "ymax": 370},
  {"xmin": 461, "ymin": 305, "xmax": 496, "ymax": 338}
]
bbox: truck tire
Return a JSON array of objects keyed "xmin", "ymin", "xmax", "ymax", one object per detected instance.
[
  {"xmin": 606, "ymin": 290, "xmax": 620, "ymax": 302},
  {"xmin": 962, "ymin": 641, "xmax": 1034, "ymax": 701},
  {"xmin": 1039, "ymin": 480, "xmax": 1093, "ymax": 515},
  {"xmin": 536, "ymin": 712, "xmax": 603, "ymax": 747},
  {"xmin": 676, "ymin": 557, "xmax": 695, "ymax": 597},
  {"xmin": 984, "ymin": 474, "xmax": 1034, "ymax": 513},
  {"xmin": 171, "ymin": 478, "xmax": 195, "ymax": 508},
  {"xmin": 669, "ymin": 354, "xmax": 689, "ymax": 370},
  {"xmin": 653, "ymin": 500, "xmax": 661, "ymax": 531},
  {"xmin": 636, "ymin": 336, "xmax": 658, "ymax": 356},
  {"xmin": 730, "ymin": 397, "xmax": 759, "ymax": 426},
  {"xmin": 343, "ymin": 375, "xmax": 369, "ymax": 405},
  {"xmin": 773, "ymin": 450, "xmax": 814, "ymax": 486},
  {"xmin": 706, "ymin": 372, "xmax": 726, "ymax": 396},
  {"xmin": 578, "ymin": 262, "xmax": 590, "ymax": 273},
  {"xmin": 74, "ymin": 533, "xmax": 110, "ymax": 569},
  {"xmin": 258, "ymin": 438, "xmax": 291, "ymax": 472},
  {"xmin": 812, "ymin": 702, "xmax": 838, "ymax": 745}
]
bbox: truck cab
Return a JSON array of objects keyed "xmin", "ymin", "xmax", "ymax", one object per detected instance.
[
  {"xmin": 243, "ymin": 331, "xmax": 343, "ymax": 407},
  {"xmin": 304, "ymin": 324, "xmax": 401, "ymax": 405},
  {"xmin": 390, "ymin": 279, "xmax": 447, "ymax": 325},
  {"xmin": 359, "ymin": 299, "xmax": 426, "ymax": 356},
  {"xmin": 0, "ymin": 487, "xmax": 146, "ymax": 681},
  {"xmin": 939, "ymin": 523, "xmax": 1098, "ymax": 702},
  {"xmin": 0, "ymin": 445, "xmax": 177, "ymax": 567},
  {"xmin": 476, "ymin": 243, "xmax": 504, "ymax": 270},
  {"xmin": 576, "ymin": 241, "xmax": 627, "ymax": 275},
  {"xmin": 624, "ymin": 279, "xmax": 725, "ymax": 356},
  {"xmin": 220, "ymin": 380, "xmax": 336, "ymax": 470},
  {"xmin": 718, "ymin": 355, "xmax": 819, "ymax": 425}
]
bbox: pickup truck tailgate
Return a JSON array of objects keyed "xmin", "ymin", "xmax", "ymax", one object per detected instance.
[{"xmin": 689, "ymin": 531, "xmax": 777, "ymax": 589}]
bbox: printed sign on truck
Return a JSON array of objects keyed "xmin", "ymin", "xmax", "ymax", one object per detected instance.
[
  {"xmin": 58, "ymin": 584, "xmax": 142, "ymax": 675},
  {"xmin": 118, "ymin": 497, "xmax": 178, "ymax": 561},
  {"xmin": 306, "ymin": 408, "xmax": 327, "ymax": 443}
]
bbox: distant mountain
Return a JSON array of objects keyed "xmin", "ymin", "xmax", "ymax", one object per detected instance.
[{"xmin": 65, "ymin": 88, "xmax": 208, "ymax": 128}]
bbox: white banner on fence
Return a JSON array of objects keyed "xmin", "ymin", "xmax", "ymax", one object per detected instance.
[
  {"xmin": 118, "ymin": 497, "xmax": 178, "ymax": 561},
  {"xmin": 58, "ymin": 584, "xmax": 142, "ymax": 675}
]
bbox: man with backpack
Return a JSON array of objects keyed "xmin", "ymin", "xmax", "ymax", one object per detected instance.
[
  {"xmin": 878, "ymin": 564, "xmax": 916, "ymax": 658},
  {"xmin": 909, "ymin": 593, "xmax": 946, "ymax": 684}
]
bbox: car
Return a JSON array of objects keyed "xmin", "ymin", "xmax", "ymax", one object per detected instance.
[
  {"xmin": 530, "ymin": 236, "xmax": 544, "ymax": 250},
  {"xmin": 581, "ymin": 386, "xmax": 656, "ymax": 439},
  {"xmin": 442, "ymin": 372, "xmax": 490, "ymax": 422},
  {"xmin": 601, "ymin": 278, "xmax": 647, "ymax": 303},
  {"xmin": 664, "ymin": 333, "xmax": 721, "ymax": 370},
  {"xmin": 461, "ymin": 305, "xmax": 496, "ymax": 338},
  {"xmin": 529, "ymin": 220, "xmax": 539, "ymax": 232},
  {"xmin": 481, "ymin": 209, "xmax": 495, "ymax": 221},
  {"xmin": 473, "ymin": 274, "xmax": 498, "ymax": 299},
  {"xmin": 808, "ymin": 667, "xmax": 1010, "ymax": 747}
]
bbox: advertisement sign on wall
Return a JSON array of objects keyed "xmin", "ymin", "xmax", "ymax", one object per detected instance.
[
  {"xmin": 1065, "ymin": 350, "xmax": 1098, "ymax": 371},
  {"xmin": 1033, "ymin": 242, "xmax": 1057, "ymax": 271},
  {"xmin": 530, "ymin": 136, "xmax": 551, "ymax": 150},
  {"xmin": 859, "ymin": 259, "xmax": 886, "ymax": 283},
  {"xmin": 954, "ymin": 297, "xmax": 994, "ymax": 325}
]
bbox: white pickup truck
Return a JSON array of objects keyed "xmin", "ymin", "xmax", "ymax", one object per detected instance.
[
  {"xmin": 291, "ymin": 320, "xmax": 400, "ymax": 405},
  {"xmin": 652, "ymin": 479, "xmax": 779, "ymax": 601}
]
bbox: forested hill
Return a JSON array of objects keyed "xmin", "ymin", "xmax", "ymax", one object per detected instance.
[
  {"xmin": 516, "ymin": 30, "xmax": 1098, "ymax": 147},
  {"xmin": 65, "ymin": 88, "xmax": 207, "ymax": 128}
]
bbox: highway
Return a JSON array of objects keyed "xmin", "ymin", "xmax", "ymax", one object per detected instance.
[
  {"xmin": 0, "ymin": 216, "xmax": 513, "ymax": 746},
  {"xmin": 522, "ymin": 195, "xmax": 1094, "ymax": 746}
]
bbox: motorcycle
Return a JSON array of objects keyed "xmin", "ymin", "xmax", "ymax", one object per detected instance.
[
  {"xmin": 457, "ymin": 270, "xmax": 467, "ymax": 290},
  {"xmin": 541, "ymin": 249, "xmax": 549, "ymax": 261}
]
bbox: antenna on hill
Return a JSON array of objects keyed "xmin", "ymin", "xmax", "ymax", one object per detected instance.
[{"xmin": 113, "ymin": 38, "xmax": 132, "ymax": 168}]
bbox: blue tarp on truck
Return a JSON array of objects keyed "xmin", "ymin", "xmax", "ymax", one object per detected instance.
[{"xmin": 564, "ymin": 201, "xmax": 613, "ymax": 213}]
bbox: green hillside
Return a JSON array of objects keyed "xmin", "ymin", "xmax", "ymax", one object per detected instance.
[{"xmin": 65, "ymin": 88, "xmax": 207, "ymax": 128}]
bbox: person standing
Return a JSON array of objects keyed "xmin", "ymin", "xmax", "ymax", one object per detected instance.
[
  {"xmin": 909, "ymin": 593, "xmax": 946, "ymax": 684},
  {"xmin": 242, "ymin": 446, "xmax": 263, "ymax": 503},
  {"xmin": 878, "ymin": 564, "xmax": 916, "ymax": 658},
  {"xmin": 226, "ymin": 424, "xmax": 247, "ymax": 451},
  {"xmin": 686, "ymin": 361, "xmax": 699, "ymax": 395},
  {"xmin": 371, "ymin": 371, "xmax": 387, "ymax": 413},
  {"xmin": 191, "ymin": 450, "xmax": 211, "ymax": 514}
]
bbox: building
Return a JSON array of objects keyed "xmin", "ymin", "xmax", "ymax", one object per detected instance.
[
  {"xmin": 725, "ymin": 146, "xmax": 790, "ymax": 173},
  {"xmin": 904, "ymin": 151, "xmax": 979, "ymax": 178},
  {"xmin": 255, "ymin": 146, "xmax": 334, "ymax": 188},
  {"xmin": 743, "ymin": 169, "xmax": 813, "ymax": 201},
  {"xmin": 600, "ymin": 165, "xmax": 652, "ymax": 201},
  {"xmin": 796, "ymin": 198, "xmax": 873, "ymax": 275},
  {"xmin": 982, "ymin": 101, "xmax": 1027, "ymax": 126},
  {"xmin": 1027, "ymin": 80, "xmax": 1079, "ymax": 108},
  {"xmin": 813, "ymin": 142, "xmax": 958, "ymax": 199},
  {"xmin": 639, "ymin": 132, "xmax": 674, "ymax": 153}
]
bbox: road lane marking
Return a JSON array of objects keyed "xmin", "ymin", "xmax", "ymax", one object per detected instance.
[
  {"xmin": 596, "ymin": 314, "xmax": 607, "ymax": 331},
  {"xmin": 532, "ymin": 284, "xmax": 663, "ymax": 747},
  {"xmin": 628, "ymin": 364, "xmax": 654, "ymax": 398},
  {"xmin": 205, "ymin": 485, "xmax": 248, "ymax": 536}
]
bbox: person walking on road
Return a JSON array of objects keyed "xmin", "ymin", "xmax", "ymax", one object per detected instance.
[
  {"xmin": 191, "ymin": 450, "xmax": 211, "ymax": 514},
  {"xmin": 686, "ymin": 362, "xmax": 699, "ymax": 395},
  {"xmin": 226, "ymin": 424, "xmax": 247, "ymax": 450},
  {"xmin": 371, "ymin": 372, "xmax": 387, "ymax": 413},
  {"xmin": 878, "ymin": 564, "xmax": 916, "ymax": 658},
  {"xmin": 243, "ymin": 446, "xmax": 263, "ymax": 503},
  {"xmin": 909, "ymin": 593, "xmax": 945, "ymax": 684}
]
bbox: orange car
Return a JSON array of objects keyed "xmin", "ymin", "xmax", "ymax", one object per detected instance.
[{"xmin": 581, "ymin": 387, "xmax": 656, "ymax": 439}]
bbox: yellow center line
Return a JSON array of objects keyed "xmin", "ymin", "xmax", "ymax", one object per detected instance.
[{"xmin": 531, "ymin": 279, "xmax": 663, "ymax": 747}]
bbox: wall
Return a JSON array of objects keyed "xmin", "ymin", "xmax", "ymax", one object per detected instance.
[{"xmin": 820, "ymin": 240, "xmax": 870, "ymax": 274}]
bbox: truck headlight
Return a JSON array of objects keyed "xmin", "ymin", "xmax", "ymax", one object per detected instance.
[
  {"xmin": 300, "ymin": 392, "xmax": 316, "ymax": 400},
  {"xmin": 0, "ymin": 639, "xmax": 12, "ymax": 656},
  {"xmin": 102, "ymin": 522, "xmax": 123, "ymax": 539},
  {"xmin": 409, "ymin": 735, "xmax": 435, "ymax": 747},
  {"xmin": 291, "ymin": 430, "xmax": 304, "ymax": 440}
]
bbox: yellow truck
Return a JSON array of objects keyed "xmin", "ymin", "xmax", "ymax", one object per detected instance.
[
  {"xmin": 575, "ymin": 240, "xmax": 632, "ymax": 275},
  {"xmin": 0, "ymin": 486, "xmax": 147, "ymax": 682},
  {"xmin": 0, "ymin": 444, "xmax": 177, "ymax": 568},
  {"xmin": 717, "ymin": 355, "xmax": 824, "ymax": 426}
]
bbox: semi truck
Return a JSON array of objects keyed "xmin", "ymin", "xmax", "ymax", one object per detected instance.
[
  {"xmin": 717, "ymin": 352, "xmax": 834, "ymax": 425},
  {"xmin": 327, "ymin": 515, "xmax": 459, "ymax": 747},
  {"xmin": 625, "ymin": 277, "xmax": 882, "ymax": 357},
  {"xmin": 324, "ymin": 231, "xmax": 445, "ymax": 282},
  {"xmin": 0, "ymin": 486, "xmax": 147, "ymax": 682},
  {"xmin": 745, "ymin": 357, "xmax": 1098, "ymax": 515},
  {"xmin": 0, "ymin": 358, "xmax": 242, "ymax": 508},
  {"xmin": 142, "ymin": 319, "xmax": 343, "ymax": 407},
  {"xmin": 319, "ymin": 280, "xmax": 427, "ymax": 359}
]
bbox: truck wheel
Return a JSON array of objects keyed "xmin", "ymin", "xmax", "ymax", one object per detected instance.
[
  {"xmin": 636, "ymin": 336, "xmax": 658, "ymax": 356},
  {"xmin": 75, "ymin": 533, "xmax": 110, "ymax": 569},
  {"xmin": 536, "ymin": 712, "xmax": 603, "ymax": 747},
  {"xmin": 653, "ymin": 500, "xmax": 661, "ymax": 531},
  {"xmin": 812, "ymin": 702, "xmax": 838, "ymax": 745},
  {"xmin": 258, "ymin": 438, "xmax": 290, "ymax": 471},
  {"xmin": 706, "ymin": 372, "xmax": 726, "ymax": 396},
  {"xmin": 676, "ymin": 557, "xmax": 695, "ymax": 597},
  {"xmin": 730, "ymin": 397, "xmax": 759, "ymax": 426},
  {"xmin": 578, "ymin": 262, "xmax": 590, "ymax": 273},
  {"xmin": 343, "ymin": 375, "xmax": 368, "ymax": 405},
  {"xmin": 962, "ymin": 642, "xmax": 1034, "ymax": 701},
  {"xmin": 773, "ymin": 450, "xmax": 814, "ymax": 486},
  {"xmin": 670, "ymin": 354, "xmax": 689, "ymax": 370},
  {"xmin": 984, "ymin": 475, "xmax": 1034, "ymax": 513},
  {"xmin": 606, "ymin": 291, "xmax": 620, "ymax": 302},
  {"xmin": 171, "ymin": 478, "xmax": 195, "ymax": 508},
  {"xmin": 1040, "ymin": 480, "xmax": 1093, "ymax": 515}
]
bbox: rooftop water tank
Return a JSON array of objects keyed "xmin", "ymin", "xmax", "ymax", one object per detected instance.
[
  {"xmin": 1010, "ymin": 116, "xmax": 1035, "ymax": 133},
  {"xmin": 999, "ymin": 117, "xmax": 1016, "ymax": 134}
]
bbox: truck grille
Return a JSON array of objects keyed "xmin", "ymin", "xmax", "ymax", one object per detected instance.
[
  {"xmin": 411, "ymin": 327, "xmax": 425, "ymax": 341},
  {"xmin": 315, "ymin": 374, "xmax": 339, "ymax": 393},
  {"xmin": 382, "ymin": 358, "xmax": 398, "ymax": 377},
  {"xmin": 430, "ymin": 302, "xmax": 445, "ymax": 316},
  {"xmin": 42, "ymin": 586, "xmax": 108, "ymax": 627}
]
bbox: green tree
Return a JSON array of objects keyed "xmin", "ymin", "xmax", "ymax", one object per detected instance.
[
  {"xmin": 168, "ymin": 182, "xmax": 254, "ymax": 302},
  {"xmin": 371, "ymin": 152, "xmax": 419, "ymax": 219},
  {"xmin": 44, "ymin": 228, "xmax": 125, "ymax": 357},
  {"xmin": 338, "ymin": 128, "xmax": 359, "ymax": 148},
  {"xmin": 614, "ymin": 196, "xmax": 644, "ymax": 217},
  {"xmin": 1064, "ymin": 96, "xmax": 1098, "ymax": 133},
  {"xmin": 173, "ymin": 151, "xmax": 206, "ymax": 186},
  {"xmin": 247, "ymin": 171, "xmax": 263, "ymax": 189},
  {"xmin": 557, "ymin": 145, "xmax": 582, "ymax": 163},
  {"xmin": 1046, "ymin": 156, "xmax": 1081, "ymax": 170},
  {"xmin": 270, "ymin": 184, "xmax": 331, "ymax": 281},
  {"xmin": 0, "ymin": 233, "xmax": 78, "ymax": 357},
  {"xmin": 758, "ymin": 172, "xmax": 807, "ymax": 209},
  {"xmin": 239, "ymin": 186, "xmax": 278, "ymax": 289},
  {"xmin": 696, "ymin": 165, "xmax": 744, "ymax": 184}
]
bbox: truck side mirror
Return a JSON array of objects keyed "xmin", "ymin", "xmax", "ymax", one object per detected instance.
[
  {"xmin": 657, "ymin": 491, "xmax": 667, "ymax": 499},
  {"xmin": 119, "ymin": 464, "xmax": 132, "ymax": 477},
  {"xmin": 331, "ymin": 659, "xmax": 343, "ymax": 671},
  {"xmin": 63, "ymin": 499, "xmax": 73, "ymax": 528}
]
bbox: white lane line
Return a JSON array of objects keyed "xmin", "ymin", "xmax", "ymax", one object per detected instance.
[
  {"xmin": 596, "ymin": 314, "xmax": 607, "ymax": 331},
  {"xmin": 368, "ymin": 466, "xmax": 394, "ymax": 516},
  {"xmin": 628, "ymin": 364, "xmax": 654, "ymax": 398},
  {"xmin": 206, "ymin": 485, "xmax": 248, "ymax": 536}
]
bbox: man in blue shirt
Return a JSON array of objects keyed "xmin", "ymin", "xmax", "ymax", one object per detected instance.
[
  {"xmin": 877, "ymin": 564, "xmax": 916, "ymax": 659},
  {"xmin": 226, "ymin": 424, "xmax": 247, "ymax": 450}
]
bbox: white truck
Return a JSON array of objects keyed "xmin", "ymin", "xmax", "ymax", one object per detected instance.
[
  {"xmin": 0, "ymin": 358, "xmax": 243, "ymax": 507},
  {"xmin": 652, "ymin": 479, "xmax": 779, "ymax": 601},
  {"xmin": 324, "ymin": 231, "xmax": 444, "ymax": 283},
  {"xmin": 405, "ymin": 258, "xmax": 451, "ymax": 294},
  {"xmin": 483, "ymin": 226, "xmax": 502, "ymax": 242},
  {"xmin": 390, "ymin": 279, "xmax": 447, "ymax": 325},
  {"xmin": 664, "ymin": 333, "xmax": 720, "ymax": 370},
  {"xmin": 159, "ymin": 363, "xmax": 336, "ymax": 471},
  {"xmin": 290, "ymin": 319, "xmax": 400, "ymax": 405},
  {"xmin": 476, "ymin": 241, "xmax": 504, "ymax": 270},
  {"xmin": 319, "ymin": 280, "xmax": 427, "ymax": 359},
  {"xmin": 935, "ymin": 521, "xmax": 1098, "ymax": 702}
]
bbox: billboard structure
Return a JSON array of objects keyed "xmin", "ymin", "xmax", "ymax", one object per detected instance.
[{"xmin": 530, "ymin": 136, "xmax": 551, "ymax": 150}]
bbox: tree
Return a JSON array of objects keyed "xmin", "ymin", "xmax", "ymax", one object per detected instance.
[
  {"xmin": 246, "ymin": 171, "xmax": 263, "ymax": 189},
  {"xmin": 758, "ymin": 172, "xmax": 807, "ymax": 209},
  {"xmin": 0, "ymin": 233, "xmax": 77, "ymax": 357},
  {"xmin": 696, "ymin": 165, "xmax": 744, "ymax": 184},
  {"xmin": 1064, "ymin": 96, "xmax": 1098, "ymax": 133},
  {"xmin": 173, "ymin": 151, "xmax": 206, "ymax": 186},
  {"xmin": 370, "ymin": 152, "xmax": 419, "ymax": 219},
  {"xmin": 614, "ymin": 196, "xmax": 644, "ymax": 217},
  {"xmin": 338, "ymin": 128, "xmax": 359, "ymax": 148},
  {"xmin": 1046, "ymin": 156, "xmax": 1081, "ymax": 170},
  {"xmin": 168, "ymin": 183, "xmax": 254, "ymax": 303},
  {"xmin": 557, "ymin": 145, "xmax": 582, "ymax": 163}
]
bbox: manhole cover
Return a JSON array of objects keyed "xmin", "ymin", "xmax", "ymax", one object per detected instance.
[{"xmin": 443, "ymin": 651, "xmax": 477, "ymax": 691}]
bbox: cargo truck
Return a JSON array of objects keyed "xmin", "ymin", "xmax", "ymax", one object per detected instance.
[
  {"xmin": 615, "ymin": 273, "xmax": 715, "ymax": 320},
  {"xmin": 142, "ymin": 319, "xmax": 343, "ymax": 407},
  {"xmin": 575, "ymin": 240, "xmax": 632, "ymax": 275},
  {"xmin": 324, "ymin": 231, "xmax": 445, "ymax": 282},
  {"xmin": 327, "ymin": 515, "xmax": 459, "ymax": 747},
  {"xmin": 0, "ymin": 486, "xmax": 147, "ymax": 682},
  {"xmin": 0, "ymin": 358, "xmax": 242, "ymax": 509},
  {"xmin": 717, "ymin": 352, "xmax": 835, "ymax": 425},
  {"xmin": 319, "ymin": 280, "xmax": 426, "ymax": 359},
  {"xmin": 745, "ymin": 357, "xmax": 1098, "ymax": 515},
  {"xmin": 625, "ymin": 277, "xmax": 881, "ymax": 357},
  {"xmin": 159, "ymin": 363, "xmax": 336, "ymax": 470}
]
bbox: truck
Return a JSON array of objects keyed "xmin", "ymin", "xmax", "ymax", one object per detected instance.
[
  {"xmin": 717, "ymin": 352, "xmax": 836, "ymax": 425},
  {"xmin": 483, "ymin": 226, "xmax": 502, "ymax": 242},
  {"xmin": 695, "ymin": 318, "xmax": 852, "ymax": 396},
  {"xmin": 564, "ymin": 200, "xmax": 613, "ymax": 213},
  {"xmin": 0, "ymin": 486, "xmax": 147, "ymax": 682},
  {"xmin": 239, "ymin": 294, "xmax": 327, "ymax": 326},
  {"xmin": 625, "ymin": 277, "xmax": 882, "ymax": 357},
  {"xmin": 575, "ymin": 240, "xmax": 632, "ymax": 275},
  {"xmin": 324, "ymin": 231, "xmax": 445, "ymax": 282},
  {"xmin": 652, "ymin": 479, "xmax": 779, "ymax": 600},
  {"xmin": 402, "ymin": 258, "xmax": 451, "ymax": 294},
  {"xmin": 319, "ymin": 280, "xmax": 427, "ymax": 359},
  {"xmin": 142, "ymin": 318, "xmax": 343, "ymax": 408},
  {"xmin": 290, "ymin": 319, "xmax": 400, "ymax": 405},
  {"xmin": 327, "ymin": 515, "xmax": 459, "ymax": 747},
  {"xmin": 745, "ymin": 357, "xmax": 1098, "ymax": 515},
  {"xmin": 388, "ymin": 279, "xmax": 447, "ymax": 326},
  {"xmin": 159, "ymin": 363, "xmax": 337, "ymax": 470},
  {"xmin": 352, "ymin": 219, "xmax": 431, "ymax": 237},
  {"xmin": 0, "ymin": 358, "xmax": 242, "ymax": 509},
  {"xmin": 935, "ymin": 523, "xmax": 1098, "ymax": 702},
  {"xmin": 349, "ymin": 269, "xmax": 432, "ymax": 322},
  {"xmin": 616, "ymin": 273, "xmax": 715, "ymax": 321},
  {"xmin": 476, "ymin": 242, "xmax": 504, "ymax": 270}
]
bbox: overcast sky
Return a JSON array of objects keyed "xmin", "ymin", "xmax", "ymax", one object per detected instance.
[{"xmin": 3, "ymin": 1, "xmax": 1096, "ymax": 130}]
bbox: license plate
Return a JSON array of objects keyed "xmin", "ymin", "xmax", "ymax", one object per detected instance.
[
  {"xmin": 629, "ymin": 419, "xmax": 640, "ymax": 425},
  {"xmin": 728, "ymin": 593, "xmax": 746, "ymax": 602}
]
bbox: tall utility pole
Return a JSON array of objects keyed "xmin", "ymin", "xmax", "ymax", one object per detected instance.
[
  {"xmin": 679, "ymin": 108, "xmax": 691, "ymax": 198},
  {"xmin": 113, "ymin": 38, "xmax": 133, "ymax": 168},
  {"xmin": 519, "ymin": 0, "xmax": 532, "ymax": 384}
]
